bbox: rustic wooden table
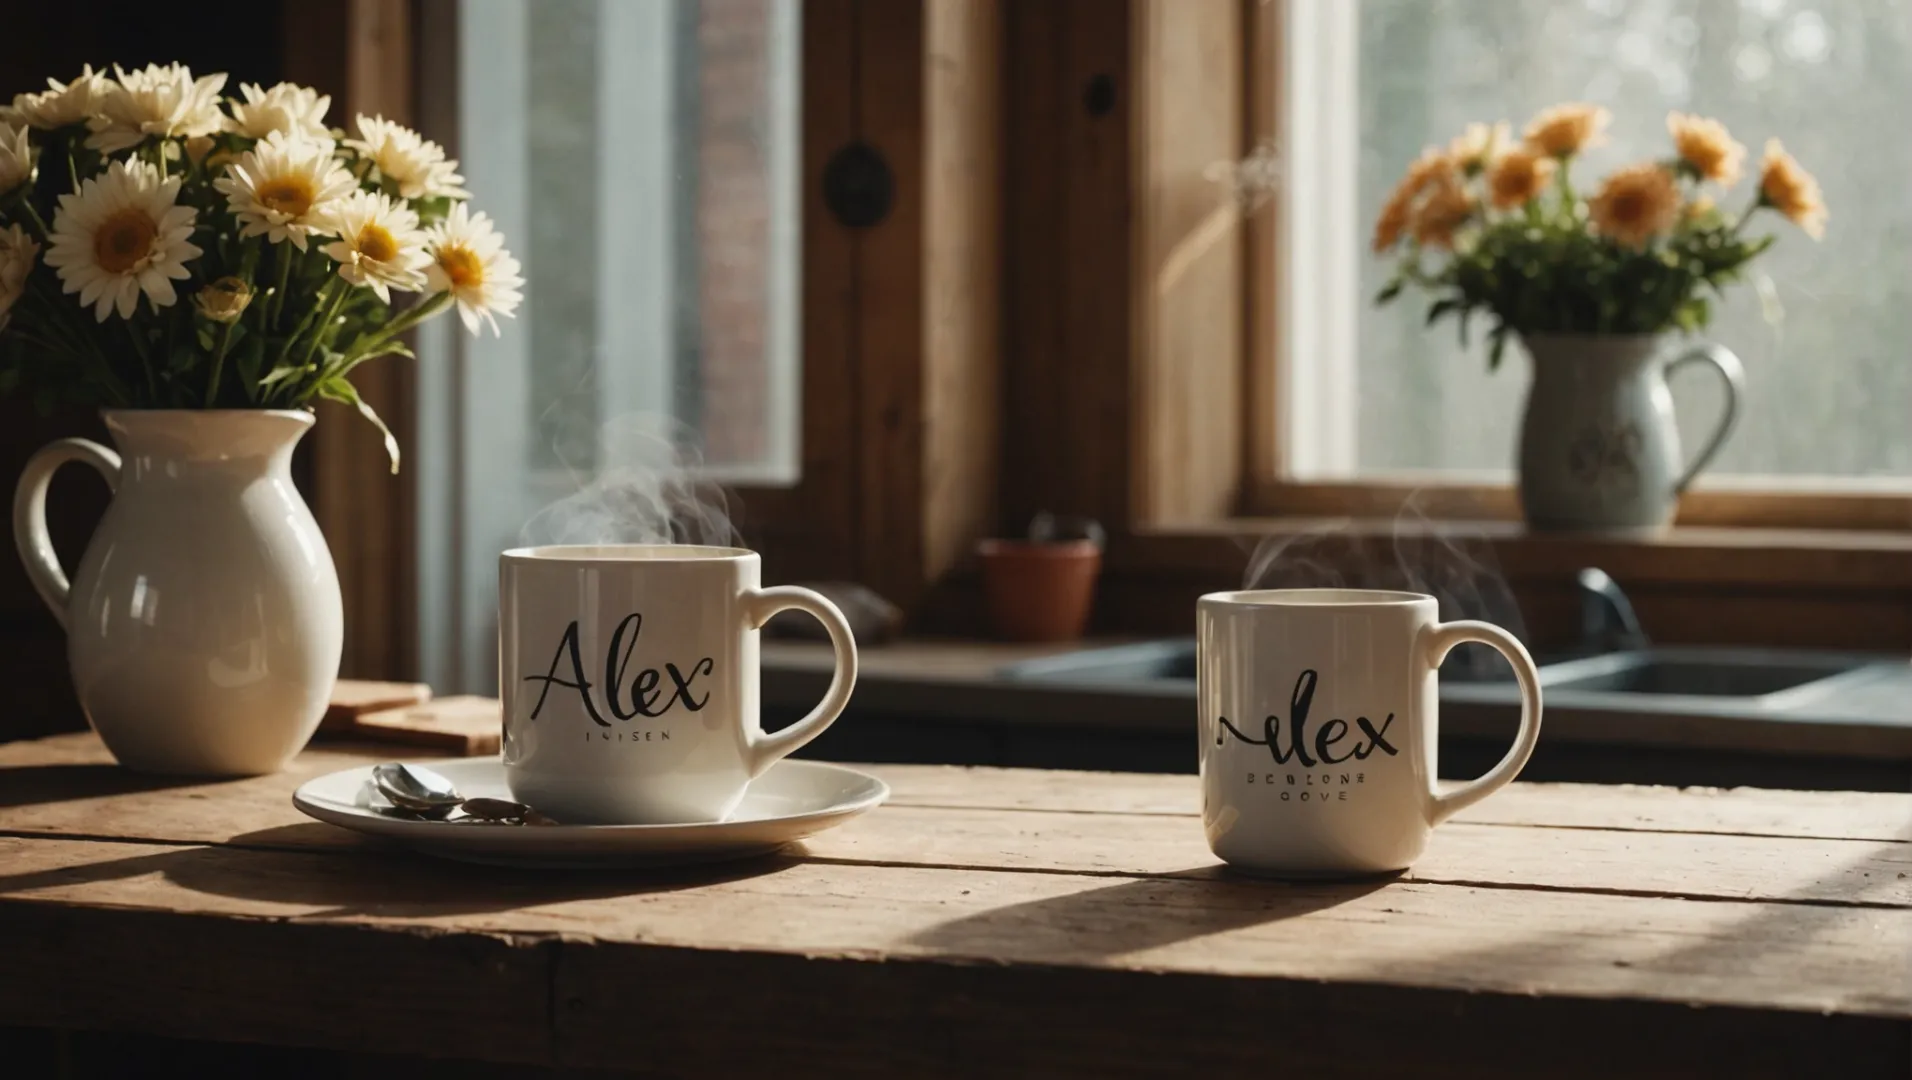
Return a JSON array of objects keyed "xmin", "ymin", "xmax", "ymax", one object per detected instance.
[{"xmin": 1, "ymin": 731, "xmax": 1907, "ymax": 1077}]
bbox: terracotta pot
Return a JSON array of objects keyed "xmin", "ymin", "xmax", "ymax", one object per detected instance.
[{"xmin": 977, "ymin": 539, "xmax": 1101, "ymax": 642}]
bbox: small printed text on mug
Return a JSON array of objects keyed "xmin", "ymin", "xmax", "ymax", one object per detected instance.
[
  {"xmin": 1216, "ymin": 670, "xmax": 1397, "ymax": 802},
  {"xmin": 524, "ymin": 613, "xmax": 715, "ymax": 729}
]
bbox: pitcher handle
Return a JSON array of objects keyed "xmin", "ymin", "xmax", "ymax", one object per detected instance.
[
  {"xmin": 1666, "ymin": 343, "xmax": 1745, "ymax": 495},
  {"xmin": 12, "ymin": 438, "xmax": 121, "ymax": 629}
]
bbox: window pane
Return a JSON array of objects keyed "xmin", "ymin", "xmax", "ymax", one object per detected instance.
[
  {"xmin": 466, "ymin": 0, "xmax": 800, "ymax": 480},
  {"xmin": 1352, "ymin": 0, "xmax": 1912, "ymax": 479},
  {"xmin": 418, "ymin": 0, "xmax": 801, "ymax": 692}
]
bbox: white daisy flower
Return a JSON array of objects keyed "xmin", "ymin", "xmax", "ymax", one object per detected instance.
[
  {"xmin": 0, "ymin": 223, "xmax": 41, "ymax": 333},
  {"xmin": 44, "ymin": 159, "xmax": 203, "ymax": 321},
  {"xmin": 319, "ymin": 190, "xmax": 431, "ymax": 302},
  {"xmin": 343, "ymin": 114, "xmax": 468, "ymax": 200},
  {"xmin": 0, "ymin": 122, "xmax": 35, "ymax": 196},
  {"xmin": 214, "ymin": 131, "xmax": 357, "ymax": 251},
  {"xmin": 225, "ymin": 82, "xmax": 333, "ymax": 144},
  {"xmin": 6, "ymin": 64, "xmax": 114, "ymax": 131},
  {"xmin": 424, "ymin": 203, "xmax": 523, "ymax": 336},
  {"xmin": 87, "ymin": 63, "xmax": 227, "ymax": 154}
]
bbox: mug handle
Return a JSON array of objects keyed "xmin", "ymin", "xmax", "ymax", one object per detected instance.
[
  {"xmin": 740, "ymin": 585, "xmax": 859, "ymax": 777},
  {"xmin": 1421, "ymin": 620, "xmax": 1543, "ymax": 827},
  {"xmin": 12, "ymin": 437, "xmax": 122, "ymax": 629},
  {"xmin": 1666, "ymin": 343, "xmax": 1745, "ymax": 495}
]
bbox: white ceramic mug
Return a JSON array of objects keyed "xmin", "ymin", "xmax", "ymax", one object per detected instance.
[
  {"xmin": 1198, "ymin": 588, "xmax": 1542, "ymax": 876},
  {"xmin": 500, "ymin": 545, "xmax": 857, "ymax": 824}
]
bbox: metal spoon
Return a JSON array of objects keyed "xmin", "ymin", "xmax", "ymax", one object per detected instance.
[
  {"xmin": 369, "ymin": 763, "xmax": 560, "ymax": 825},
  {"xmin": 372, "ymin": 762, "xmax": 464, "ymax": 814}
]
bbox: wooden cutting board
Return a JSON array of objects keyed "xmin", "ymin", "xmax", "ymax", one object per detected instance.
[{"xmin": 321, "ymin": 681, "xmax": 501, "ymax": 755}]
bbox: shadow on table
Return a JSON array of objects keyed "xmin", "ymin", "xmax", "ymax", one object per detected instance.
[
  {"xmin": 0, "ymin": 825, "xmax": 804, "ymax": 919},
  {"xmin": 0, "ymin": 763, "xmax": 206, "ymax": 809},
  {"xmin": 907, "ymin": 869, "xmax": 1396, "ymax": 961}
]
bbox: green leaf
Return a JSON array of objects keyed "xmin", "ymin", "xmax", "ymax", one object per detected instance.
[
  {"xmin": 1375, "ymin": 278, "xmax": 1405, "ymax": 305},
  {"xmin": 318, "ymin": 376, "xmax": 401, "ymax": 474},
  {"xmin": 1488, "ymin": 327, "xmax": 1509, "ymax": 372},
  {"xmin": 258, "ymin": 363, "xmax": 309, "ymax": 389}
]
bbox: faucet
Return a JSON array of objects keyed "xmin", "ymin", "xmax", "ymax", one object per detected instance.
[{"xmin": 1577, "ymin": 567, "xmax": 1649, "ymax": 654}]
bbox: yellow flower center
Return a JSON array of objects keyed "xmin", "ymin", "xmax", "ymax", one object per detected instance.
[
  {"xmin": 437, "ymin": 245, "xmax": 484, "ymax": 289},
  {"xmin": 93, "ymin": 209, "xmax": 157, "ymax": 275},
  {"xmin": 255, "ymin": 176, "xmax": 315, "ymax": 217},
  {"xmin": 356, "ymin": 223, "xmax": 398, "ymax": 263}
]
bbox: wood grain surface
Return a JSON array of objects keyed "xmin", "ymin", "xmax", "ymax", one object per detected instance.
[{"xmin": 2, "ymin": 733, "xmax": 1908, "ymax": 1076}]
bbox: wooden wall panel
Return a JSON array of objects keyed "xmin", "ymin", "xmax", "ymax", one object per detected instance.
[
  {"xmin": 283, "ymin": 0, "xmax": 417, "ymax": 680},
  {"xmin": 742, "ymin": 0, "xmax": 862, "ymax": 587},
  {"xmin": 921, "ymin": 0, "xmax": 1003, "ymax": 583},
  {"xmin": 1000, "ymin": 0, "xmax": 1136, "ymax": 537},
  {"xmin": 1129, "ymin": 0, "xmax": 1244, "ymax": 525}
]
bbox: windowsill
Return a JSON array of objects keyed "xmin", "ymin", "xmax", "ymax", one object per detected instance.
[{"xmin": 1109, "ymin": 518, "xmax": 1912, "ymax": 590}]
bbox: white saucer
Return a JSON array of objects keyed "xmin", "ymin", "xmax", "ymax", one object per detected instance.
[{"xmin": 292, "ymin": 757, "xmax": 888, "ymax": 869}]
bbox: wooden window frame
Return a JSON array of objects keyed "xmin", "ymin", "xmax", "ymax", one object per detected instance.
[{"xmin": 1237, "ymin": 0, "xmax": 1912, "ymax": 534}]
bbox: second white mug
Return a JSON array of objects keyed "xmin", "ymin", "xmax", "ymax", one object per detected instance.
[
  {"xmin": 1198, "ymin": 588, "xmax": 1542, "ymax": 876},
  {"xmin": 499, "ymin": 544, "xmax": 857, "ymax": 824}
]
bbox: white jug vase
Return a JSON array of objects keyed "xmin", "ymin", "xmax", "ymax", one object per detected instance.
[
  {"xmin": 1517, "ymin": 334, "xmax": 1745, "ymax": 532},
  {"xmin": 12, "ymin": 409, "xmax": 343, "ymax": 775}
]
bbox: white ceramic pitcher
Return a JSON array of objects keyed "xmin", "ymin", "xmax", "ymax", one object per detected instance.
[
  {"xmin": 1517, "ymin": 333, "xmax": 1745, "ymax": 532},
  {"xmin": 12, "ymin": 410, "xmax": 343, "ymax": 775}
]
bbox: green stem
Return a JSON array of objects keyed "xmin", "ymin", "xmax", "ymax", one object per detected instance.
[
  {"xmin": 123, "ymin": 320, "xmax": 157, "ymax": 401},
  {"xmin": 348, "ymin": 290, "xmax": 453, "ymax": 357},
  {"xmin": 204, "ymin": 320, "xmax": 236, "ymax": 407},
  {"xmin": 301, "ymin": 281, "xmax": 350, "ymax": 368},
  {"xmin": 18, "ymin": 200, "xmax": 52, "ymax": 241},
  {"xmin": 1730, "ymin": 191, "xmax": 1765, "ymax": 238},
  {"xmin": 266, "ymin": 244, "xmax": 293, "ymax": 330}
]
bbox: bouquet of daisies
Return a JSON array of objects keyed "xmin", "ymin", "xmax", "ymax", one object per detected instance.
[{"xmin": 0, "ymin": 63, "xmax": 524, "ymax": 469}]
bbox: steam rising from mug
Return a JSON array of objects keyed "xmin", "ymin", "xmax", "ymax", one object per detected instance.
[
  {"xmin": 1241, "ymin": 494, "xmax": 1525, "ymax": 680},
  {"xmin": 518, "ymin": 414, "xmax": 741, "ymax": 549}
]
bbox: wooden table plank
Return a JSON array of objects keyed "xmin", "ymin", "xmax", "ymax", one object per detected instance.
[
  {"xmin": 4, "ymin": 740, "xmax": 1909, "ymax": 909},
  {"xmin": 2, "ymin": 836, "xmax": 1908, "ymax": 1019},
  {"xmin": 7, "ymin": 733, "xmax": 1911, "ymax": 845},
  {"xmin": 881, "ymin": 760, "xmax": 1912, "ymax": 842}
]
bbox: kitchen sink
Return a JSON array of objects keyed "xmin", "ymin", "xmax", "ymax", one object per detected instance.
[
  {"xmin": 1537, "ymin": 649, "xmax": 1871, "ymax": 699},
  {"xmin": 999, "ymin": 641, "xmax": 1886, "ymax": 708}
]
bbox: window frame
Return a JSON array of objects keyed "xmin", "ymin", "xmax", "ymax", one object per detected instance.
[{"xmin": 1241, "ymin": 0, "xmax": 1912, "ymax": 533}]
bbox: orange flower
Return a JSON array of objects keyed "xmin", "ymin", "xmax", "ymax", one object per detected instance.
[
  {"xmin": 1758, "ymin": 138, "xmax": 1826, "ymax": 239},
  {"xmin": 1588, "ymin": 162, "xmax": 1681, "ymax": 248},
  {"xmin": 1666, "ymin": 112, "xmax": 1745, "ymax": 186},
  {"xmin": 1524, "ymin": 102, "xmax": 1611, "ymax": 158},
  {"xmin": 1411, "ymin": 173, "xmax": 1475, "ymax": 249},
  {"xmin": 1372, "ymin": 192, "xmax": 1413, "ymax": 253},
  {"xmin": 1448, "ymin": 121, "xmax": 1510, "ymax": 174},
  {"xmin": 1487, "ymin": 147, "xmax": 1557, "ymax": 209},
  {"xmin": 1372, "ymin": 146, "xmax": 1454, "ymax": 252}
]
